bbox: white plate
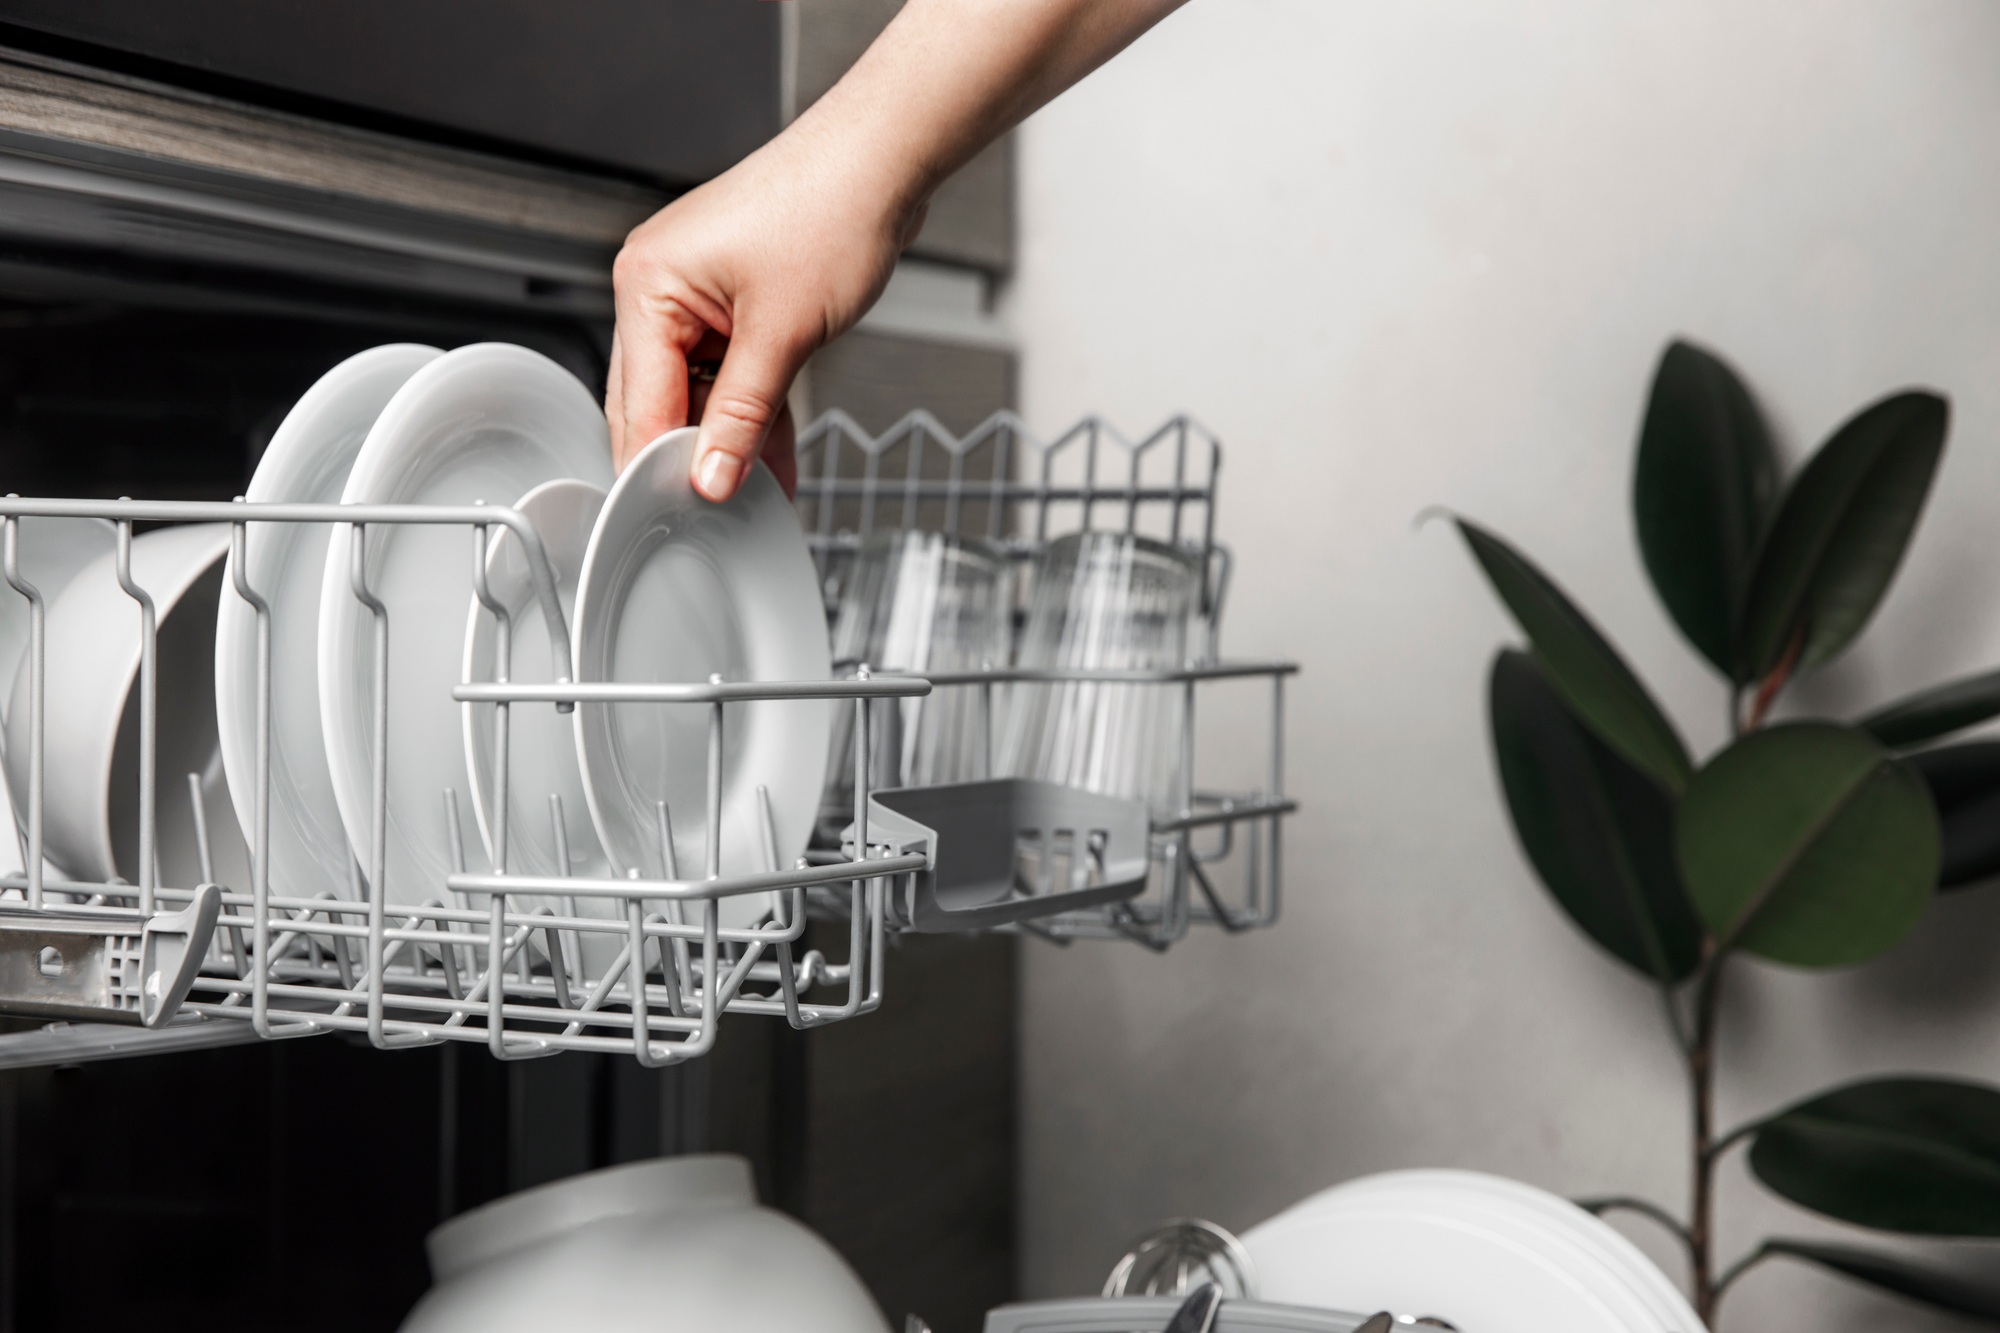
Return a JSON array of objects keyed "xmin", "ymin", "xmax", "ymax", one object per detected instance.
[
  {"xmin": 571, "ymin": 428, "xmax": 831, "ymax": 927},
  {"xmin": 1244, "ymin": 1196, "xmax": 1665, "ymax": 1333},
  {"xmin": 4, "ymin": 524, "xmax": 250, "ymax": 889},
  {"xmin": 319, "ymin": 344, "xmax": 613, "ymax": 903},
  {"xmin": 1299, "ymin": 1171, "xmax": 1699, "ymax": 1331},
  {"xmin": 217, "ymin": 344, "xmax": 442, "ymax": 899},
  {"xmin": 463, "ymin": 478, "xmax": 608, "ymax": 880}
]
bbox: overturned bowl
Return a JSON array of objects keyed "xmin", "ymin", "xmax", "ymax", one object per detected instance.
[
  {"xmin": 3, "ymin": 523, "xmax": 249, "ymax": 889},
  {"xmin": 402, "ymin": 1155, "xmax": 889, "ymax": 1333}
]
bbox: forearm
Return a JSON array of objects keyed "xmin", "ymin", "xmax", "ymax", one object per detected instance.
[
  {"xmin": 795, "ymin": 0, "xmax": 1188, "ymax": 227},
  {"xmin": 608, "ymin": 0, "xmax": 1185, "ymax": 490}
]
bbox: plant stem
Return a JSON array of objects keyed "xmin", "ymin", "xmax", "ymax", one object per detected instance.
[
  {"xmin": 1742, "ymin": 625, "xmax": 1805, "ymax": 732},
  {"xmin": 1573, "ymin": 1195, "xmax": 1695, "ymax": 1259},
  {"xmin": 1688, "ymin": 941, "xmax": 1726, "ymax": 1323}
]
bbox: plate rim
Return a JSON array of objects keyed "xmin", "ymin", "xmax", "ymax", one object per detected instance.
[
  {"xmin": 316, "ymin": 342, "xmax": 613, "ymax": 901},
  {"xmin": 215, "ymin": 342, "xmax": 443, "ymax": 900}
]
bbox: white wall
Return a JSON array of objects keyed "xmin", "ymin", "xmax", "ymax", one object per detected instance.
[{"xmin": 1005, "ymin": 4, "xmax": 2000, "ymax": 1329}]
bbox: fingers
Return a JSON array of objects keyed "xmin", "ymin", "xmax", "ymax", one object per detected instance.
[
  {"xmin": 611, "ymin": 246, "xmax": 723, "ymax": 470},
  {"xmin": 612, "ymin": 303, "xmax": 688, "ymax": 472},
  {"xmin": 604, "ymin": 326, "xmax": 625, "ymax": 464},
  {"xmin": 764, "ymin": 401, "xmax": 799, "ymax": 500},
  {"xmin": 686, "ymin": 380, "xmax": 797, "ymax": 499},
  {"xmin": 691, "ymin": 321, "xmax": 811, "ymax": 502}
]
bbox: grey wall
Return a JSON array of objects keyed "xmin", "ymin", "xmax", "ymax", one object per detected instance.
[{"xmin": 1006, "ymin": 3, "xmax": 2000, "ymax": 1330}]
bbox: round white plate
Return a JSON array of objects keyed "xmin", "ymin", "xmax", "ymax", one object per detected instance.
[
  {"xmin": 463, "ymin": 478, "xmax": 608, "ymax": 881},
  {"xmin": 5, "ymin": 524, "xmax": 250, "ymax": 889},
  {"xmin": 1301, "ymin": 1172, "xmax": 1699, "ymax": 1331},
  {"xmin": 217, "ymin": 344, "xmax": 442, "ymax": 899},
  {"xmin": 571, "ymin": 428, "xmax": 831, "ymax": 928},
  {"xmin": 1244, "ymin": 1196, "xmax": 1665, "ymax": 1333},
  {"xmin": 319, "ymin": 344, "xmax": 613, "ymax": 904}
]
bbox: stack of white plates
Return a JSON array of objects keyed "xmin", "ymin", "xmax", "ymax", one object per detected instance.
[
  {"xmin": 1, "ymin": 341, "xmax": 833, "ymax": 914},
  {"xmin": 236, "ymin": 342, "xmax": 830, "ymax": 911},
  {"xmin": 1241, "ymin": 1170, "xmax": 1704, "ymax": 1333}
]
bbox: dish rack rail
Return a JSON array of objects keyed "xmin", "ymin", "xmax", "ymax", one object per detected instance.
[
  {"xmin": 0, "ymin": 411, "xmax": 1295, "ymax": 1065},
  {"xmin": 796, "ymin": 411, "xmax": 1295, "ymax": 947}
]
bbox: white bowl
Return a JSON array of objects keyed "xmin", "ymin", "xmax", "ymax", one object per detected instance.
[
  {"xmin": 4, "ymin": 523, "xmax": 251, "ymax": 889},
  {"xmin": 401, "ymin": 1155, "xmax": 888, "ymax": 1333}
]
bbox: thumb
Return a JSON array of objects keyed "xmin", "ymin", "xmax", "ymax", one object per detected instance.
[{"xmin": 691, "ymin": 320, "xmax": 811, "ymax": 502}]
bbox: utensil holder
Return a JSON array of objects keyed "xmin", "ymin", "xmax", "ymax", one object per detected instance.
[{"xmin": 844, "ymin": 779, "xmax": 1150, "ymax": 932}]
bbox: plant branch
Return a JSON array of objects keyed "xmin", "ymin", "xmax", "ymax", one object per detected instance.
[
  {"xmin": 1573, "ymin": 1195, "xmax": 1694, "ymax": 1257},
  {"xmin": 1688, "ymin": 938, "xmax": 1728, "ymax": 1321},
  {"xmin": 1742, "ymin": 623, "xmax": 1806, "ymax": 732},
  {"xmin": 1713, "ymin": 1241, "xmax": 1777, "ymax": 1306},
  {"xmin": 1703, "ymin": 1117, "xmax": 1765, "ymax": 1167}
]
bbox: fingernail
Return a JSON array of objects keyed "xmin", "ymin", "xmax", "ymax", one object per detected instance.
[{"xmin": 695, "ymin": 448, "xmax": 743, "ymax": 500}]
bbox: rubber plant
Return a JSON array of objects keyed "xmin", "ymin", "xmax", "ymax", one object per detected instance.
[{"xmin": 1457, "ymin": 339, "xmax": 2000, "ymax": 1327}]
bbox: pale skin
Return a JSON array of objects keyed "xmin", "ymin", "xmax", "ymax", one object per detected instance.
[{"xmin": 607, "ymin": 0, "xmax": 1189, "ymax": 500}]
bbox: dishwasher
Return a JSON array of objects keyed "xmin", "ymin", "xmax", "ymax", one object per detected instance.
[{"xmin": 0, "ymin": 15, "xmax": 1297, "ymax": 1332}]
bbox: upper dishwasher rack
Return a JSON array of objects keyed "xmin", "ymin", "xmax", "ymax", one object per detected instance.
[{"xmin": 0, "ymin": 412, "xmax": 1295, "ymax": 1065}]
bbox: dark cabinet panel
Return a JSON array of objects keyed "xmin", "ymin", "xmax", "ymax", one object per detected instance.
[{"xmin": 0, "ymin": 0, "xmax": 780, "ymax": 184}]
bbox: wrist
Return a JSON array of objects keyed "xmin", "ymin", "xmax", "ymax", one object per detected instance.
[{"xmin": 779, "ymin": 80, "xmax": 940, "ymax": 249}]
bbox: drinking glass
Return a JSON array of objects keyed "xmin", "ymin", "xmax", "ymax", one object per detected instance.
[
  {"xmin": 1000, "ymin": 531, "xmax": 1203, "ymax": 815},
  {"xmin": 822, "ymin": 530, "xmax": 1013, "ymax": 823}
]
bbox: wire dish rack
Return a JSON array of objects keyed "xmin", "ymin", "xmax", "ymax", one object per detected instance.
[
  {"xmin": 0, "ymin": 412, "xmax": 1295, "ymax": 1065},
  {"xmin": 796, "ymin": 411, "xmax": 1295, "ymax": 948}
]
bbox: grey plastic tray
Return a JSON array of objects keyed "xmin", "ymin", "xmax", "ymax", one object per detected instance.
[{"xmin": 846, "ymin": 779, "xmax": 1151, "ymax": 931}]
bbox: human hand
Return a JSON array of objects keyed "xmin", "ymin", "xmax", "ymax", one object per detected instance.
[{"xmin": 606, "ymin": 114, "xmax": 921, "ymax": 500}]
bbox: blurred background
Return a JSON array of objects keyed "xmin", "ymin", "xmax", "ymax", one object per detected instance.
[{"xmin": 1006, "ymin": 4, "xmax": 2000, "ymax": 1331}]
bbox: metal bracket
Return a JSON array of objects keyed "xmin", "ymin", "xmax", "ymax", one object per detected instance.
[{"xmin": 0, "ymin": 884, "xmax": 221, "ymax": 1027}]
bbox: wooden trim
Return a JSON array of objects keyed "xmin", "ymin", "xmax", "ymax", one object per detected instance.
[{"xmin": 0, "ymin": 45, "xmax": 667, "ymax": 245}]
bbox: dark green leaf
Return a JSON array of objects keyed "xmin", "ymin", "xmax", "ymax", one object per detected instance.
[
  {"xmin": 1910, "ymin": 742, "xmax": 2000, "ymax": 890},
  {"xmin": 1633, "ymin": 339, "xmax": 1778, "ymax": 676},
  {"xmin": 1738, "ymin": 391, "xmax": 1948, "ymax": 681},
  {"xmin": 1749, "ymin": 1077, "xmax": 2000, "ymax": 1235},
  {"xmin": 1677, "ymin": 722, "xmax": 1936, "ymax": 965},
  {"xmin": 1765, "ymin": 1239, "xmax": 2000, "ymax": 1319},
  {"xmin": 1862, "ymin": 666, "xmax": 2000, "ymax": 749},
  {"xmin": 1456, "ymin": 518, "xmax": 1692, "ymax": 794},
  {"xmin": 1488, "ymin": 650, "xmax": 1701, "ymax": 982}
]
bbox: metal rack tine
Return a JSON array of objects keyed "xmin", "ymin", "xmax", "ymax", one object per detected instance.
[{"xmin": 112, "ymin": 514, "xmax": 158, "ymax": 913}]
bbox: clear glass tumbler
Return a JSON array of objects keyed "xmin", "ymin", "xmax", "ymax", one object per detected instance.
[
  {"xmin": 822, "ymin": 530, "xmax": 1014, "ymax": 825},
  {"xmin": 1000, "ymin": 531, "xmax": 1203, "ymax": 815}
]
